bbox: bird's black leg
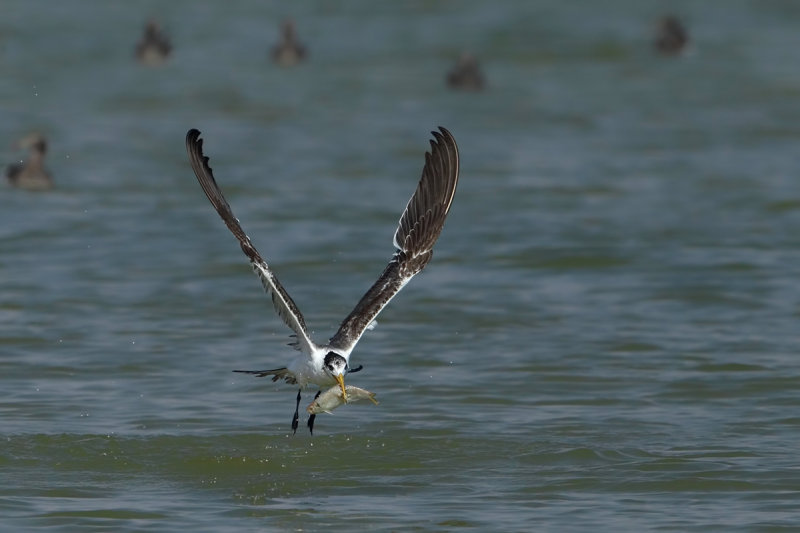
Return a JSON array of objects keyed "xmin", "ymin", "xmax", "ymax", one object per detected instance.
[
  {"xmin": 307, "ymin": 390, "xmax": 321, "ymax": 435},
  {"xmin": 292, "ymin": 388, "xmax": 301, "ymax": 435}
]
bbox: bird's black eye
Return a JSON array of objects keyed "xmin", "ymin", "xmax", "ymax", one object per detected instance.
[{"xmin": 323, "ymin": 351, "xmax": 346, "ymax": 372}]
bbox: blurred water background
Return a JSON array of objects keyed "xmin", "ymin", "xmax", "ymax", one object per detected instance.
[{"xmin": 2, "ymin": 0, "xmax": 800, "ymax": 531}]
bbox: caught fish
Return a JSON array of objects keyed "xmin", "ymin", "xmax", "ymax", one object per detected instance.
[{"xmin": 306, "ymin": 385, "xmax": 379, "ymax": 415}]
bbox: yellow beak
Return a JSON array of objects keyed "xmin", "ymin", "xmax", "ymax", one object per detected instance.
[{"xmin": 336, "ymin": 373, "xmax": 347, "ymax": 403}]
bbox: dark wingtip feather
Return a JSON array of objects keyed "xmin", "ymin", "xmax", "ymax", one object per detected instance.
[
  {"xmin": 185, "ymin": 128, "xmax": 241, "ymax": 239},
  {"xmin": 394, "ymin": 126, "xmax": 459, "ymax": 252},
  {"xmin": 329, "ymin": 127, "xmax": 459, "ymax": 354},
  {"xmin": 185, "ymin": 129, "xmax": 203, "ymax": 164},
  {"xmin": 186, "ymin": 129, "xmax": 215, "ymax": 183},
  {"xmin": 432, "ymin": 127, "xmax": 456, "ymax": 151}
]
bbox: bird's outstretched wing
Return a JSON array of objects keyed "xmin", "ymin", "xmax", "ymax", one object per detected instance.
[
  {"xmin": 328, "ymin": 127, "xmax": 459, "ymax": 356},
  {"xmin": 186, "ymin": 129, "xmax": 317, "ymax": 354}
]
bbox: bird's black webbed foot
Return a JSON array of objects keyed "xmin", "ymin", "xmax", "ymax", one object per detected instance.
[
  {"xmin": 292, "ymin": 388, "xmax": 301, "ymax": 435},
  {"xmin": 349, "ymin": 364, "xmax": 364, "ymax": 374},
  {"xmin": 307, "ymin": 390, "xmax": 321, "ymax": 435}
]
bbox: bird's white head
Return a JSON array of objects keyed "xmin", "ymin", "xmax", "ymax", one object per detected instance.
[{"xmin": 323, "ymin": 351, "xmax": 348, "ymax": 401}]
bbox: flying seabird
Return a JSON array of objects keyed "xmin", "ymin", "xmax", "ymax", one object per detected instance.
[
  {"xmin": 185, "ymin": 127, "xmax": 459, "ymax": 433},
  {"xmin": 5, "ymin": 132, "xmax": 53, "ymax": 191}
]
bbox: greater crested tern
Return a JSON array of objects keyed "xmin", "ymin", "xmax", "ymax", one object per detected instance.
[{"xmin": 185, "ymin": 127, "xmax": 459, "ymax": 434}]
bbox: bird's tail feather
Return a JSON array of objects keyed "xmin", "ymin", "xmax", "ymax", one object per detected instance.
[{"xmin": 233, "ymin": 367, "xmax": 297, "ymax": 384}]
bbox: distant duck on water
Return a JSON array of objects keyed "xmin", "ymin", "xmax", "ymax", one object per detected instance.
[
  {"xmin": 654, "ymin": 15, "xmax": 688, "ymax": 56},
  {"xmin": 271, "ymin": 19, "xmax": 307, "ymax": 66},
  {"xmin": 135, "ymin": 18, "xmax": 172, "ymax": 66},
  {"xmin": 5, "ymin": 132, "xmax": 53, "ymax": 191},
  {"xmin": 446, "ymin": 52, "xmax": 485, "ymax": 91}
]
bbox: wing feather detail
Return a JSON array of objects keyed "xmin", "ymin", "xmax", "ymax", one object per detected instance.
[
  {"xmin": 328, "ymin": 127, "xmax": 459, "ymax": 355},
  {"xmin": 185, "ymin": 129, "xmax": 317, "ymax": 354}
]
